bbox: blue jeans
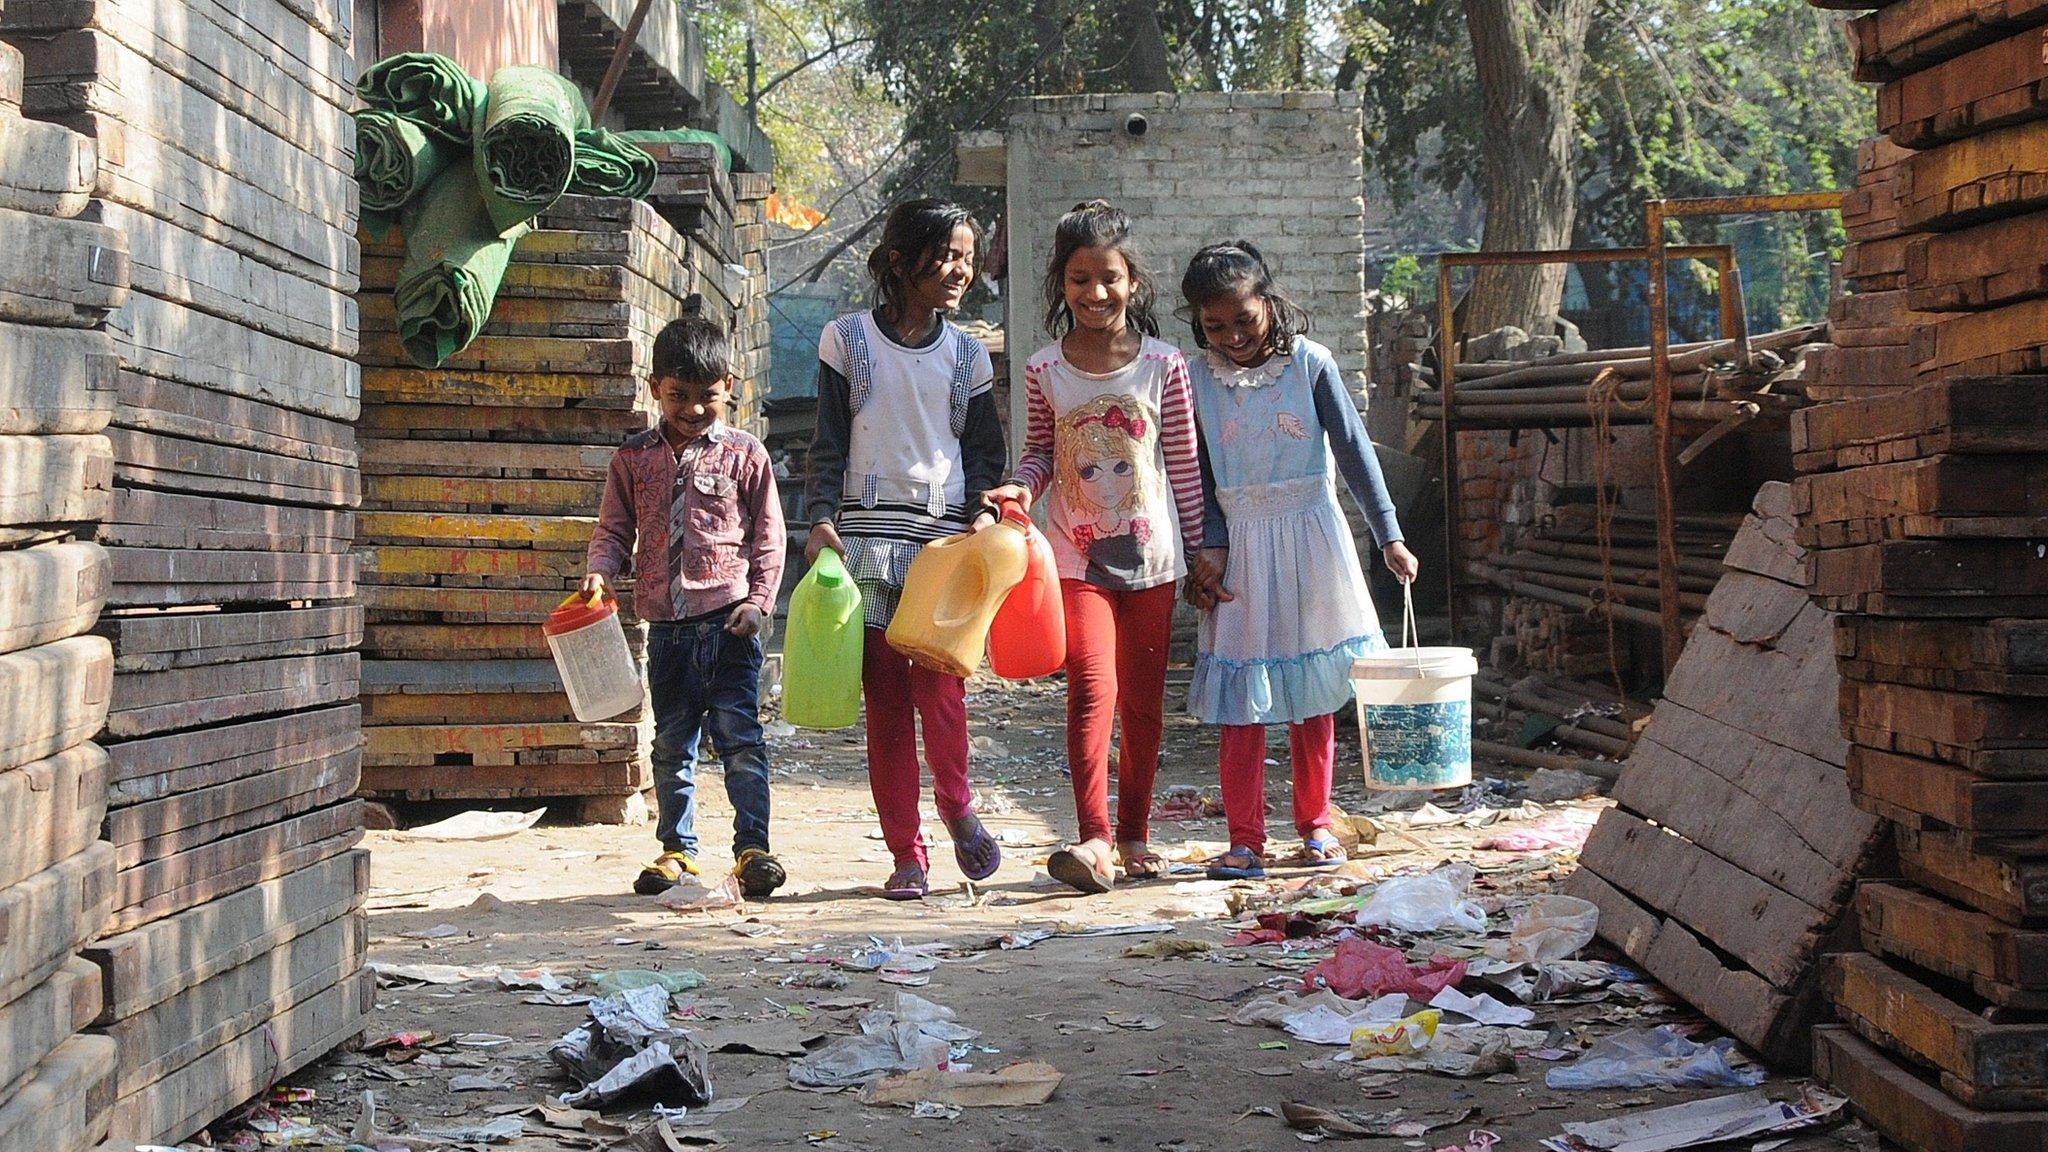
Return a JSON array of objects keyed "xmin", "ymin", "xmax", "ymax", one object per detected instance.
[{"xmin": 647, "ymin": 617, "xmax": 772, "ymax": 858}]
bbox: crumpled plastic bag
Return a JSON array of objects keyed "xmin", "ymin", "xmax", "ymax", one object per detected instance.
[
  {"xmin": 1487, "ymin": 894, "xmax": 1599, "ymax": 964},
  {"xmin": 1355, "ymin": 864, "xmax": 1488, "ymax": 933},
  {"xmin": 788, "ymin": 992, "xmax": 969, "ymax": 1088},
  {"xmin": 548, "ymin": 986, "xmax": 714, "ymax": 1108},
  {"xmin": 1476, "ymin": 808, "xmax": 1600, "ymax": 853},
  {"xmin": 1300, "ymin": 939, "xmax": 1468, "ymax": 1000},
  {"xmin": 1355, "ymin": 1024, "xmax": 1519, "ymax": 1078},
  {"xmin": 588, "ymin": 969, "xmax": 708, "ymax": 996},
  {"xmin": 1349, "ymin": 1008, "xmax": 1439, "ymax": 1057},
  {"xmin": 1281, "ymin": 993, "xmax": 1410, "ymax": 1045},
  {"xmin": 1544, "ymin": 1025, "xmax": 1767, "ymax": 1090}
]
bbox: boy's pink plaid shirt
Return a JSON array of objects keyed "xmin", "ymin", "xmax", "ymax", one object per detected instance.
[{"xmin": 585, "ymin": 422, "xmax": 786, "ymax": 620}]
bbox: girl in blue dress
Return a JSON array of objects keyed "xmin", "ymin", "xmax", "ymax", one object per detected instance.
[{"xmin": 1180, "ymin": 241, "xmax": 1420, "ymax": 880}]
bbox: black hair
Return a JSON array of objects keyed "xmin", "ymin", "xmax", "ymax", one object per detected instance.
[
  {"xmin": 1177, "ymin": 240, "xmax": 1311, "ymax": 355},
  {"xmin": 867, "ymin": 198, "xmax": 980, "ymax": 321},
  {"xmin": 1042, "ymin": 199, "xmax": 1161, "ymax": 339},
  {"xmin": 651, "ymin": 295, "xmax": 732, "ymax": 384}
]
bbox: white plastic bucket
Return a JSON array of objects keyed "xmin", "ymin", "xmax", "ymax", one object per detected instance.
[
  {"xmin": 1351, "ymin": 584, "xmax": 1476, "ymax": 791},
  {"xmin": 543, "ymin": 593, "xmax": 642, "ymax": 722}
]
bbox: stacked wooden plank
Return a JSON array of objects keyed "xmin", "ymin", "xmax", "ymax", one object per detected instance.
[
  {"xmin": 1564, "ymin": 482, "xmax": 1890, "ymax": 1068},
  {"xmin": 0, "ymin": 18, "xmax": 121, "ymax": 1150},
  {"xmin": 1794, "ymin": 4, "xmax": 2048, "ymax": 1145},
  {"xmin": 353, "ymin": 194, "xmax": 719, "ymax": 820},
  {"xmin": 730, "ymin": 170, "xmax": 772, "ymax": 436},
  {"xmin": 0, "ymin": 0, "xmax": 370, "ymax": 1144}
]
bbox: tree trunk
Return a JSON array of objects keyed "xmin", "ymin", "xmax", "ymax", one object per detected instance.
[
  {"xmin": 1117, "ymin": 0, "xmax": 1176, "ymax": 92},
  {"xmin": 1459, "ymin": 0, "xmax": 1595, "ymax": 337}
]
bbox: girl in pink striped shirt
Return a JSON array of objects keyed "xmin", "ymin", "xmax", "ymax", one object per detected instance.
[{"xmin": 985, "ymin": 200, "xmax": 1204, "ymax": 893}]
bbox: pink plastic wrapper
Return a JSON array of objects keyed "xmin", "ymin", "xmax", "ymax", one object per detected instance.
[
  {"xmin": 1477, "ymin": 808, "xmax": 1599, "ymax": 853},
  {"xmin": 1300, "ymin": 939, "xmax": 1468, "ymax": 1000}
]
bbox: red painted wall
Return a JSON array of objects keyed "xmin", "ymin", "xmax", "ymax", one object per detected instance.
[{"xmin": 378, "ymin": 0, "xmax": 560, "ymax": 79}]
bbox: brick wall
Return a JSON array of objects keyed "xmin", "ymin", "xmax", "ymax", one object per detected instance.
[{"xmin": 1001, "ymin": 92, "xmax": 1372, "ymax": 442}]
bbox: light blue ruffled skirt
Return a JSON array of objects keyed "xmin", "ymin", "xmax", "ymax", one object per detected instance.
[{"xmin": 1187, "ymin": 476, "xmax": 1385, "ymax": 726}]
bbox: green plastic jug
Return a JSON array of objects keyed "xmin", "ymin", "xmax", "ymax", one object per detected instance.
[{"xmin": 783, "ymin": 549, "xmax": 864, "ymax": 729}]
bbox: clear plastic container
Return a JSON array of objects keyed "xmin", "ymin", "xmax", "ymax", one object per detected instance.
[{"xmin": 543, "ymin": 591, "xmax": 641, "ymax": 721}]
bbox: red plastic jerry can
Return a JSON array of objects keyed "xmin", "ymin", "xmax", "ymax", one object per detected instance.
[{"xmin": 987, "ymin": 499, "xmax": 1066, "ymax": 680}]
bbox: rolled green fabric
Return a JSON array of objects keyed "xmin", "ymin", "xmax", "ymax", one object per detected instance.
[
  {"xmin": 567, "ymin": 128, "xmax": 658, "ymax": 198},
  {"xmin": 473, "ymin": 65, "xmax": 590, "ymax": 234},
  {"xmin": 620, "ymin": 127, "xmax": 733, "ymax": 172},
  {"xmin": 354, "ymin": 108, "xmax": 450, "ymax": 214},
  {"xmin": 394, "ymin": 163, "xmax": 529, "ymax": 369},
  {"xmin": 356, "ymin": 52, "xmax": 486, "ymax": 145}
]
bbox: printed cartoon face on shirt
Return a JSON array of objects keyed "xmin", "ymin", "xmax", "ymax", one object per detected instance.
[{"xmin": 1056, "ymin": 394, "xmax": 1161, "ymax": 583}]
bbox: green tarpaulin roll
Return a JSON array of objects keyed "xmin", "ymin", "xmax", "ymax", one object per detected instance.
[
  {"xmin": 473, "ymin": 65, "xmax": 590, "ymax": 235},
  {"xmin": 394, "ymin": 163, "xmax": 529, "ymax": 369},
  {"xmin": 620, "ymin": 127, "xmax": 733, "ymax": 172},
  {"xmin": 357, "ymin": 53, "xmax": 486, "ymax": 145},
  {"xmin": 354, "ymin": 108, "xmax": 450, "ymax": 214},
  {"xmin": 567, "ymin": 128, "xmax": 658, "ymax": 198}
]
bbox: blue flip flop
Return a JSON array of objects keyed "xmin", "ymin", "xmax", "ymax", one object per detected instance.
[{"xmin": 1206, "ymin": 846, "xmax": 1267, "ymax": 881}]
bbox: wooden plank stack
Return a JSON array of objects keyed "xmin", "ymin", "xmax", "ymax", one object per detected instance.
[
  {"xmin": 0, "ymin": 0, "xmax": 370, "ymax": 1144},
  {"xmin": 1564, "ymin": 482, "xmax": 1890, "ymax": 1068},
  {"xmin": 353, "ymin": 194, "xmax": 723, "ymax": 820},
  {"xmin": 1793, "ymin": 2, "xmax": 2048, "ymax": 1146},
  {"xmin": 0, "ymin": 14, "xmax": 122, "ymax": 1150}
]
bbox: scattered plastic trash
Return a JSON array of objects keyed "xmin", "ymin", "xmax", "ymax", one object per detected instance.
[
  {"xmin": 1349, "ymin": 1009, "xmax": 1440, "ymax": 1057},
  {"xmin": 1301, "ymin": 939, "xmax": 1468, "ymax": 1000},
  {"xmin": 369, "ymin": 962, "xmax": 496, "ymax": 987},
  {"xmin": 498, "ymin": 967, "xmax": 576, "ymax": 993},
  {"xmin": 1153, "ymin": 785, "xmax": 1226, "ymax": 821},
  {"xmin": 860, "ymin": 1062, "xmax": 1063, "ymax": 1107},
  {"xmin": 1540, "ymin": 1087, "xmax": 1847, "ymax": 1151},
  {"xmin": 1433, "ymin": 1130, "xmax": 1503, "ymax": 1152},
  {"xmin": 1429, "ymin": 985, "xmax": 1536, "ymax": 1027},
  {"xmin": 353, "ymin": 1090, "xmax": 525, "ymax": 1146},
  {"xmin": 1279, "ymin": 1102, "xmax": 1476, "ymax": 1140},
  {"xmin": 1121, "ymin": 937, "xmax": 1213, "ymax": 959},
  {"xmin": 400, "ymin": 923, "xmax": 464, "ymax": 940},
  {"xmin": 1355, "ymin": 1025, "xmax": 1518, "ymax": 1078},
  {"xmin": 449, "ymin": 1074, "xmax": 510, "ymax": 1092},
  {"xmin": 1545, "ymin": 1026, "xmax": 1767, "ymax": 1090},
  {"xmin": 655, "ymin": 875, "xmax": 745, "ymax": 912},
  {"xmin": 588, "ymin": 969, "xmax": 708, "ymax": 996},
  {"xmin": 1280, "ymin": 993, "xmax": 1409, "ymax": 1045},
  {"xmin": 1478, "ymin": 808, "xmax": 1601, "ymax": 853},
  {"xmin": 1355, "ymin": 864, "xmax": 1488, "ymax": 933},
  {"xmin": 1489, "ymin": 895, "xmax": 1601, "ymax": 964},
  {"xmin": 789, "ymin": 993, "xmax": 973, "ymax": 1088},
  {"xmin": 397, "ymin": 809, "xmax": 546, "ymax": 841},
  {"xmin": 548, "ymin": 986, "xmax": 714, "ymax": 1108},
  {"xmin": 1520, "ymin": 767, "xmax": 1607, "ymax": 804}
]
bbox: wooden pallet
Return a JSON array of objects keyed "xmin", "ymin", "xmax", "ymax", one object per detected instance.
[
  {"xmin": 0, "ymin": 636, "xmax": 111, "ymax": 772},
  {"xmin": 361, "ymin": 621, "xmax": 557, "ymax": 660},
  {"xmin": 0, "ymin": 540, "xmax": 106, "ymax": 655},
  {"xmin": 105, "ymin": 704, "xmax": 359, "ymax": 803},
  {"xmin": 1849, "ymin": 0, "xmax": 2048, "ymax": 81},
  {"xmin": 0, "ymin": 321, "xmax": 116, "ymax": 436},
  {"xmin": 104, "ymin": 201, "xmax": 355, "ymax": 353},
  {"xmin": 1828, "ymin": 951, "xmax": 2048, "ymax": 1108},
  {"xmin": 1840, "ymin": 677, "xmax": 2048, "ymax": 773},
  {"xmin": 104, "ymin": 651, "xmax": 358, "ymax": 739},
  {"xmin": 96, "ymin": 603, "xmax": 362, "ymax": 674},
  {"xmin": 361, "ymin": 719, "xmax": 642, "ymax": 761},
  {"xmin": 1838, "ymin": 617, "xmax": 2048, "ymax": 696},
  {"xmin": 1793, "ymin": 456, "xmax": 2048, "ymax": 528},
  {"xmin": 0, "ymin": 1035, "xmax": 116, "ymax": 1152},
  {"xmin": 357, "ymin": 759, "xmax": 647, "ymax": 801},
  {"xmin": 103, "ymin": 548, "xmax": 356, "ymax": 608},
  {"xmin": 1898, "ymin": 120, "xmax": 2048, "ymax": 233},
  {"xmin": 1813, "ymin": 538, "xmax": 2048, "ymax": 611},
  {"xmin": 0, "ymin": 433, "xmax": 113, "ymax": 532},
  {"xmin": 1814, "ymin": 1026, "xmax": 2048, "ymax": 1152},
  {"xmin": 1851, "ymin": 745, "xmax": 2048, "ymax": 839},
  {"xmin": 114, "ymin": 373, "xmax": 355, "ymax": 465},
  {"xmin": 0, "ymin": 205, "xmax": 128, "ymax": 326},
  {"xmin": 0, "ymin": 103, "xmax": 94, "ymax": 218},
  {"xmin": 104, "ymin": 747, "xmax": 359, "ymax": 869},
  {"xmin": 0, "ymin": 744, "xmax": 109, "ymax": 891},
  {"xmin": 1793, "ymin": 377, "xmax": 2048, "ymax": 470},
  {"xmin": 105, "ymin": 426, "xmax": 359, "ymax": 507},
  {"xmin": 0, "ymin": 842, "xmax": 115, "ymax": 1009},
  {"xmin": 1859, "ymin": 881, "xmax": 2048, "ymax": 1010},
  {"xmin": 100, "ymin": 491, "xmax": 353, "ymax": 556},
  {"xmin": 0, "ymin": 958, "xmax": 99, "ymax": 1104},
  {"xmin": 1898, "ymin": 825, "xmax": 2048, "ymax": 925},
  {"xmin": 1907, "ymin": 209, "xmax": 2048, "ymax": 312},
  {"xmin": 1880, "ymin": 24, "xmax": 2048, "ymax": 147},
  {"xmin": 108, "ymin": 805, "xmax": 362, "ymax": 933},
  {"xmin": 111, "ymin": 292, "xmax": 357, "ymax": 423},
  {"xmin": 1913, "ymin": 294, "xmax": 2048, "ymax": 377},
  {"xmin": 355, "ymin": 402, "xmax": 649, "ymax": 443},
  {"xmin": 87, "ymin": 849, "xmax": 367, "ymax": 1023},
  {"xmin": 102, "ymin": 911, "xmax": 364, "ymax": 1096},
  {"xmin": 356, "ymin": 510, "xmax": 594, "ymax": 549},
  {"xmin": 99, "ymin": 967, "xmax": 371, "ymax": 1148},
  {"xmin": 1842, "ymin": 232, "xmax": 1912, "ymax": 289}
]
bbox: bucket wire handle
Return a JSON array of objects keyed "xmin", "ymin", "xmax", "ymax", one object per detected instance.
[{"xmin": 1401, "ymin": 579, "xmax": 1420, "ymax": 653}]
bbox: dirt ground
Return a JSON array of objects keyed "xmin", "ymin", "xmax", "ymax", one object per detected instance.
[{"xmin": 257, "ymin": 676, "xmax": 1876, "ymax": 1151}]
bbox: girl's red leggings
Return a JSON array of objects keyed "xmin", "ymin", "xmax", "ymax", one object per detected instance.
[
  {"xmin": 1062, "ymin": 579, "xmax": 1175, "ymax": 846},
  {"xmin": 863, "ymin": 627, "xmax": 972, "ymax": 871},
  {"xmin": 1218, "ymin": 712, "xmax": 1336, "ymax": 856}
]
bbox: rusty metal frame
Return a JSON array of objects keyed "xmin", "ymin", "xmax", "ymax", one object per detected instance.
[
  {"xmin": 1433, "ymin": 244, "xmax": 1740, "ymax": 643},
  {"xmin": 1646, "ymin": 193, "xmax": 1841, "ymax": 673}
]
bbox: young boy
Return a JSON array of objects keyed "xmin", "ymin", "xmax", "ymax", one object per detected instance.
[{"xmin": 582, "ymin": 303, "xmax": 788, "ymax": 899}]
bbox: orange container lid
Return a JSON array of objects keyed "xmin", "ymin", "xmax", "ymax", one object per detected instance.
[{"xmin": 544, "ymin": 590, "xmax": 618, "ymax": 636}]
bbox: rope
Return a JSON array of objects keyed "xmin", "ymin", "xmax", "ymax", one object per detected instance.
[{"xmin": 1586, "ymin": 366, "xmax": 1651, "ymax": 701}]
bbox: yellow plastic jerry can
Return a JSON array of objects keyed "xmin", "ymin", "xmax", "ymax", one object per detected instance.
[{"xmin": 885, "ymin": 519, "xmax": 1031, "ymax": 678}]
